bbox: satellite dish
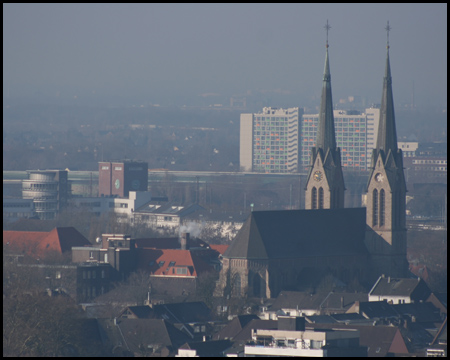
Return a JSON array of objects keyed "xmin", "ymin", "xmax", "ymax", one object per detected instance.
[{"xmin": 96, "ymin": 237, "xmax": 102, "ymax": 244}]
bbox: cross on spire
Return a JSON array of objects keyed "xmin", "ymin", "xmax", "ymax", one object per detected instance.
[
  {"xmin": 385, "ymin": 20, "xmax": 391, "ymax": 49},
  {"xmin": 324, "ymin": 20, "xmax": 331, "ymax": 48}
]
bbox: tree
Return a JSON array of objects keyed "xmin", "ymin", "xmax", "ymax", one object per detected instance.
[{"xmin": 195, "ymin": 271, "xmax": 219, "ymax": 309}]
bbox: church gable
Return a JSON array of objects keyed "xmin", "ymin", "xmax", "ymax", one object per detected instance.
[{"xmin": 223, "ymin": 214, "xmax": 268, "ymax": 260}]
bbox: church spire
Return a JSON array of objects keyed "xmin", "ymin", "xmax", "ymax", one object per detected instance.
[
  {"xmin": 376, "ymin": 21, "xmax": 398, "ymax": 154},
  {"xmin": 316, "ymin": 20, "xmax": 337, "ymax": 151},
  {"xmin": 304, "ymin": 21, "xmax": 345, "ymax": 210}
]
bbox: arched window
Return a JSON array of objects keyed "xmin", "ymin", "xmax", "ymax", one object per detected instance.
[
  {"xmin": 373, "ymin": 189, "xmax": 378, "ymax": 226},
  {"xmin": 379, "ymin": 189, "xmax": 385, "ymax": 226},
  {"xmin": 318, "ymin": 187, "xmax": 324, "ymax": 209},
  {"xmin": 234, "ymin": 273, "xmax": 241, "ymax": 297},
  {"xmin": 312, "ymin": 187, "xmax": 317, "ymax": 209}
]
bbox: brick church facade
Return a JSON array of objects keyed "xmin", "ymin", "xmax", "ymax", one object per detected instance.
[{"xmin": 217, "ymin": 25, "xmax": 408, "ymax": 299}]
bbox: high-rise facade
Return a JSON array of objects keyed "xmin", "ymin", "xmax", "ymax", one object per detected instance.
[
  {"xmin": 301, "ymin": 110, "xmax": 369, "ymax": 173},
  {"xmin": 240, "ymin": 107, "xmax": 303, "ymax": 173}
]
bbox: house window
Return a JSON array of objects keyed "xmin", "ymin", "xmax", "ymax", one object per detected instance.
[
  {"xmin": 176, "ymin": 268, "xmax": 187, "ymax": 275},
  {"xmin": 158, "ymin": 261, "xmax": 165, "ymax": 268},
  {"xmin": 90, "ymin": 251, "xmax": 94, "ymax": 259},
  {"xmin": 101, "ymin": 270, "xmax": 106, "ymax": 278},
  {"xmin": 169, "ymin": 261, "xmax": 176, "ymax": 267},
  {"xmin": 55, "ymin": 271, "xmax": 61, "ymax": 279}
]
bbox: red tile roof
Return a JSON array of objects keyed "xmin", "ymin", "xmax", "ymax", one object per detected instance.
[
  {"xmin": 3, "ymin": 227, "xmax": 90, "ymax": 258},
  {"xmin": 137, "ymin": 249, "xmax": 213, "ymax": 278},
  {"xmin": 209, "ymin": 244, "xmax": 229, "ymax": 255}
]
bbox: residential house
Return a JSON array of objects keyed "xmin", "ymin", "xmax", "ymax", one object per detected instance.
[
  {"xmin": 152, "ymin": 301, "xmax": 214, "ymax": 341},
  {"xmin": 97, "ymin": 318, "xmax": 190, "ymax": 357},
  {"xmin": 307, "ymin": 322, "xmax": 409, "ymax": 357},
  {"xmin": 369, "ymin": 275, "xmax": 432, "ymax": 304},
  {"xmin": 4, "ymin": 227, "xmax": 91, "ymax": 260},
  {"xmin": 426, "ymin": 317, "xmax": 447, "ymax": 357},
  {"xmin": 176, "ymin": 340, "xmax": 232, "ymax": 357},
  {"xmin": 243, "ymin": 316, "xmax": 367, "ymax": 357},
  {"xmin": 213, "ymin": 314, "xmax": 259, "ymax": 341},
  {"xmin": 262, "ymin": 290, "xmax": 368, "ymax": 319},
  {"xmin": 137, "ymin": 248, "xmax": 215, "ymax": 297}
]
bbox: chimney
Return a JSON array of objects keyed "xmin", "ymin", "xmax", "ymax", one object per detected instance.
[
  {"xmin": 180, "ymin": 232, "xmax": 190, "ymax": 250},
  {"xmin": 388, "ymin": 277, "xmax": 391, "ymax": 283}
]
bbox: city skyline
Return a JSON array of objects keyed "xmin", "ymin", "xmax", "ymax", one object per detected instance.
[{"xmin": 3, "ymin": 4, "xmax": 447, "ymax": 111}]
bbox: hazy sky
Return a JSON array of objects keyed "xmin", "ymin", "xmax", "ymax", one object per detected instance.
[{"xmin": 3, "ymin": 3, "xmax": 447, "ymax": 109}]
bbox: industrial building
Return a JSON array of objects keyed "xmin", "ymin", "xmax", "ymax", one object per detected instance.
[{"xmin": 98, "ymin": 160, "xmax": 148, "ymax": 197}]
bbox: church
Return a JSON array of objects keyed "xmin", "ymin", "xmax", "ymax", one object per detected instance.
[{"xmin": 217, "ymin": 23, "xmax": 409, "ymax": 299}]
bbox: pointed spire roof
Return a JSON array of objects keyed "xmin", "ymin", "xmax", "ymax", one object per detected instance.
[
  {"xmin": 316, "ymin": 21, "xmax": 337, "ymax": 151},
  {"xmin": 376, "ymin": 21, "xmax": 398, "ymax": 154}
]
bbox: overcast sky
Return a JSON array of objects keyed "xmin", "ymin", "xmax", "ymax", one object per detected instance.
[{"xmin": 3, "ymin": 3, "xmax": 447, "ymax": 109}]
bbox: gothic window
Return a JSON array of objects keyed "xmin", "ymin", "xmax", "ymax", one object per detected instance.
[
  {"xmin": 380, "ymin": 189, "xmax": 385, "ymax": 226},
  {"xmin": 312, "ymin": 187, "xmax": 317, "ymax": 209},
  {"xmin": 234, "ymin": 273, "xmax": 241, "ymax": 297},
  {"xmin": 318, "ymin": 187, "xmax": 324, "ymax": 209},
  {"xmin": 373, "ymin": 189, "xmax": 378, "ymax": 226}
]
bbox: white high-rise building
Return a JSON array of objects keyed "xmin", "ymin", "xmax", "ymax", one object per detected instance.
[
  {"xmin": 301, "ymin": 107, "xmax": 382, "ymax": 172},
  {"xmin": 240, "ymin": 107, "xmax": 303, "ymax": 173}
]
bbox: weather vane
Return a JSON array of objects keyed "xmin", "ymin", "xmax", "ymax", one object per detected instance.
[
  {"xmin": 385, "ymin": 20, "xmax": 391, "ymax": 49},
  {"xmin": 324, "ymin": 20, "xmax": 331, "ymax": 48}
]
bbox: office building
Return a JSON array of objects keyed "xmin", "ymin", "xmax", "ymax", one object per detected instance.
[
  {"xmin": 22, "ymin": 170, "xmax": 69, "ymax": 220},
  {"xmin": 240, "ymin": 107, "xmax": 303, "ymax": 173}
]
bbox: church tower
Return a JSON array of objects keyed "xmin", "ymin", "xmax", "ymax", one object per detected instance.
[
  {"xmin": 305, "ymin": 21, "xmax": 345, "ymax": 210},
  {"xmin": 365, "ymin": 22, "xmax": 408, "ymax": 280}
]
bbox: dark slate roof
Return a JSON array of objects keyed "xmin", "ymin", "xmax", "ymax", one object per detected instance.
[
  {"xmin": 119, "ymin": 305, "xmax": 155, "ymax": 319},
  {"xmin": 329, "ymin": 313, "xmax": 369, "ymax": 323},
  {"xmin": 369, "ymin": 277, "xmax": 430, "ymax": 298},
  {"xmin": 153, "ymin": 301, "xmax": 212, "ymax": 324},
  {"xmin": 305, "ymin": 315, "xmax": 338, "ymax": 324},
  {"xmin": 391, "ymin": 302, "xmax": 442, "ymax": 323},
  {"xmin": 224, "ymin": 208, "xmax": 368, "ymax": 259},
  {"xmin": 269, "ymin": 291, "xmax": 368, "ymax": 313},
  {"xmin": 214, "ymin": 314, "xmax": 259, "ymax": 340},
  {"xmin": 359, "ymin": 301, "xmax": 399, "ymax": 319},
  {"xmin": 97, "ymin": 318, "xmax": 190, "ymax": 355}
]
